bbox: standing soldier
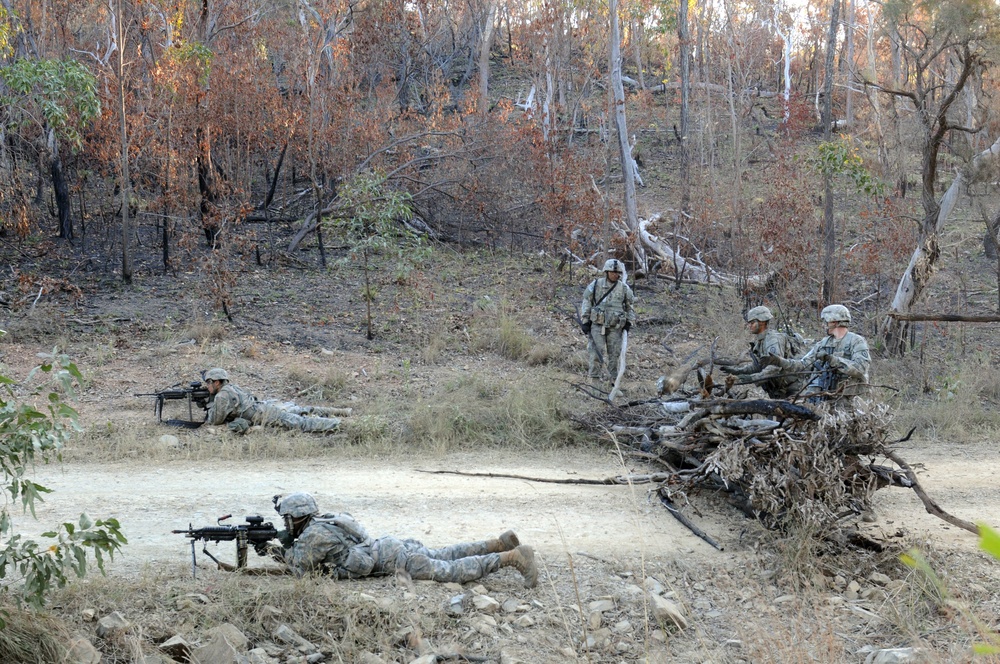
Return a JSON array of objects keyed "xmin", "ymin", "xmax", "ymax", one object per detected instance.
[
  {"xmin": 769, "ymin": 304, "xmax": 871, "ymax": 400},
  {"xmin": 580, "ymin": 259, "xmax": 636, "ymax": 388},
  {"xmin": 720, "ymin": 306, "xmax": 800, "ymax": 398}
]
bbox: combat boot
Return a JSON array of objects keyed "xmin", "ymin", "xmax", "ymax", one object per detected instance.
[
  {"xmin": 500, "ymin": 545, "xmax": 538, "ymax": 588},
  {"xmin": 486, "ymin": 529, "xmax": 520, "ymax": 553}
]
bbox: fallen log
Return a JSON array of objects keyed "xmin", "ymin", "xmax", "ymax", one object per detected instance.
[
  {"xmin": 884, "ymin": 450, "xmax": 978, "ymax": 534},
  {"xmin": 658, "ymin": 490, "xmax": 724, "ymax": 550}
]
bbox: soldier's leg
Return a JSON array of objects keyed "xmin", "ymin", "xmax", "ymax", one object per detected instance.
[
  {"xmin": 404, "ymin": 531, "xmax": 519, "ymax": 560},
  {"xmin": 605, "ymin": 328, "xmax": 624, "ymax": 380},
  {"xmin": 587, "ymin": 327, "xmax": 607, "ymax": 382},
  {"xmin": 287, "ymin": 405, "xmax": 353, "ymax": 418},
  {"xmin": 402, "ymin": 550, "xmax": 503, "ymax": 584},
  {"xmin": 273, "ymin": 411, "xmax": 341, "ymax": 433}
]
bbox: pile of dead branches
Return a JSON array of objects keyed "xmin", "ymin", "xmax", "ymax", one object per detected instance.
[{"xmin": 577, "ymin": 393, "xmax": 977, "ymax": 545}]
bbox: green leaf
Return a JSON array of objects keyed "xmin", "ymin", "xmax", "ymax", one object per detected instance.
[{"xmin": 979, "ymin": 523, "xmax": 1000, "ymax": 560}]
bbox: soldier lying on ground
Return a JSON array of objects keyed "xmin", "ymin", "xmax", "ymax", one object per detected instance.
[
  {"xmin": 764, "ymin": 304, "xmax": 871, "ymax": 400},
  {"xmin": 203, "ymin": 368, "xmax": 349, "ymax": 434},
  {"xmin": 719, "ymin": 305, "xmax": 802, "ymax": 399},
  {"xmin": 219, "ymin": 492, "xmax": 539, "ymax": 588}
]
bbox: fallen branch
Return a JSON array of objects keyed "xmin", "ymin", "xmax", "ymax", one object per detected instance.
[
  {"xmin": 884, "ymin": 450, "xmax": 978, "ymax": 534},
  {"xmin": 888, "ymin": 312, "xmax": 1000, "ymax": 323},
  {"xmin": 416, "ymin": 469, "xmax": 672, "ymax": 486},
  {"xmin": 658, "ymin": 490, "xmax": 724, "ymax": 550}
]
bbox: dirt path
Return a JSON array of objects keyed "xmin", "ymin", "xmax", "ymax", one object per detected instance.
[
  {"xmin": 23, "ymin": 440, "xmax": 998, "ymax": 579},
  {"xmin": 26, "ymin": 450, "xmax": 739, "ymax": 577}
]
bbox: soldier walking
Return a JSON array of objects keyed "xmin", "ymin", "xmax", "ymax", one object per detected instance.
[{"xmin": 580, "ymin": 259, "xmax": 636, "ymax": 388}]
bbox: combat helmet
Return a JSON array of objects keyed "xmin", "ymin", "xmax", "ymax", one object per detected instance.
[
  {"xmin": 276, "ymin": 492, "xmax": 319, "ymax": 518},
  {"xmin": 204, "ymin": 367, "xmax": 229, "ymax": 381},
  {"xmin": 746, "ymin": 306, "xmax": 774, "ymax": 323},
  {"xmin": 820, "ymin": 304, "xmax": 851, "ymax": 325},
  {"xmin": 602, "ymin": 259, "xmax": 623, "ymax": 273}
]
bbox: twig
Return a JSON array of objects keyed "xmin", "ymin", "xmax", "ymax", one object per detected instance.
[
  {"xmin": 29, "ymin": 286, "xmax": 44, "ymax": 312},
  {"xmin": 416, "ymin": 469, "xmax": 672, "ymax": 485},
  {"xmin": 658, "ymin": 490, "xmax": 724, "ymax": 550},
  {"xmin": 884, "ymin": 450, "xmax": 978, "ymax": 535}
]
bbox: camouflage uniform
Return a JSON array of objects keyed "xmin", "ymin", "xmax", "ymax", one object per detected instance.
[
  {"xmin": 283, "ymin": 513, "xmax": 504, "ymax": 583},
  {"xmin": 790, "ymin": 331, "xmax": 871, "ymax": 398},
  {"xmin": 726, "ymin": 329, "xmax": 800, "ymax": 399},
  {"xmin": 206, "ymin": 384, "xmax": 341, "ymax": 433},
  {"xmin": 580, "ymin": 260, "xmax": 636, "ymax": 385}
]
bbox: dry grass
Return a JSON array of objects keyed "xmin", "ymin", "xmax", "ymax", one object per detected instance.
[
  {"xmin": 885, "ymin": 353, "xmax": 1000, "ymax": 440},
  {"xmin": 286, "ymin": 365, "xmax": 351, "ymax": 401},
  {"xmin": 0, "ymin": 604, "xmax": 69, "ymax": 663}
]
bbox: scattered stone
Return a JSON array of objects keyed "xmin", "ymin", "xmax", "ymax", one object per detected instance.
[
  {"xmin": 845, "ymin": 580, "xmax": 862, "ymax": 600},
  {"xmin": 812, "ymin": 573, "xmax": 829, "ymax": 590},
  {"xmin": 159, "ymin": 434, "xmax": 181, "ymax": 449},
  {"xmin": 863, "ymin": 647, "xmax": 927, "ymax": 664},
  {"xmin": 588, "ymin": 599, "xmax": 616, "ymax": 613},
  {"xmin": 870, "ymin": 572, "xmax": 892, "ymax": 586},
  {"xmin": 649, "ymin": 594, "xmax": 688, "ymax": 629},
  {"xmin": 651, "ymin": 629, "xmax": 667, "ymax": 643},
  {"xmin": 692, "ymin": 598, "xmax": 712, "ymax": 611},
  {"xmin": 644, "ymin": 577, "xmax": 665, "ymax": 595},
  {"xmin": 305, "ymin": 654, "xmax": 325, "ymax": 663},
  {"xmin": 861, "ymin": 587, "xmax": 883, "ymax": 600},
  {"xmin": 472, "ymin": 595, "xmax": 501, "ymax": 614},
  {"xmin": 185, "ymin": 593, "xmax": 210, "ymax": 604},
  {"xmin": 273, "ymin": 624, "xmax": 319, "ymax": 655},
  {"xmin": 500, "ymin": 649, "xmax": 527, "ymax": 664},
  {"xmin": 467, "ymin": 615, "xmax": 498, "ymax": 637},
  {"xmin": 447, "ymin": 594, "xmax": 467, "ymax": 616},
  {"xmin": 774, "ymin": 595, "xmax": 796, "ymax": 604},
  {"xmin": 442, "ymin": 583, "xmax": 464, "ymax": 592},
  {"xmin": 833, "ymin": 575, "xmax": 847, "ymax": 588},
  {"xmin": 501, "ymin": 598, "xmax": 521, "ymax": 613},
  {"xmin": 191, "ymin": 631, "xmax": 242, "ymax": 664},
  {"xmin": 588, "ymin": 611, "xmax": 602, "ymax": 630},
  {"xmin": 356, "ymin": 653, "xmax": 387, "ymax": 664},
  {"xmin": 96, "ymin": 611, "xmax": 130, "ymax": 638},
  {"xmin": 260, "ymin": 605, "xmax": 283, "ymax": 622},
  {"xmin": 159, "ymin": 635, "xmax": 192, "ymax": 660},
  {"xmin": 206, "ymin": 623, "xmax": 249, "ymax": 651},
  {"xmin": 612, "ymin": 620, "xmax": 633, "ymax": 634},
  {"xmin": 248, "ymin": 648, "xmax": 278, "ymax": 664},
  {"xmin": 65, "ymin": 634, "xmax": 102, "ymax": 664},
  {"xmin": 583, "ymin": 628, "xmax": 612, "ymax": 651},
  {"xmin": 81, "ymin": 608, "xmax": 97, "ymax": 622},
  {"xmin": 692, "ymin": 582, "xmax": 707, "ymax": 591},
  {"xmin": 707, "ymin": 610, "xmax": 723, "ymax": 618},
  {"xmin": 886, "ymin": 579, "xmax": 906, "ymax": 592},
  {"xmin": 558, "ymin": 646, "xmax": 576, "ymax": 658},
  {"xmin": 513, "ymin": 615, "xmax": 535, "ymax": 628},
  {"xmin": 409, "ymin": 656, "xmax": 436, "ymax": 664},
  {"xmin": 136, "ymin": 654, "xmax": 177, "ymax": 664},
  {"xmin": 469, "ymin": 584, "xmax": 488, "ymax": 595}
]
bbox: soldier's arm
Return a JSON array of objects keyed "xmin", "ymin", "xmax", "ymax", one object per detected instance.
[
  {"xmin": 624, "ymin": 284, "xmax": 637, "ymax": 324},
  {"xmin": 205, "ymin": 390, "xmax": 236, "ymax": 425},
  {"xmin": 285, "ymin": 527, "xmax": 350, "ymax": 577},
  {"xmin": 830, "ymin": 337, "xmax": 871, "ymax": 381},
  {"xmin": 580, "ymin": 281, "xmax": 596, "ymax": 321}
]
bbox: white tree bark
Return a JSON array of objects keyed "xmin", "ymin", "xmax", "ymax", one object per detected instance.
[
  {"xmin": 609, "ymin": 0, "xmax": 645, "ymax": 268},
  {"xmin": 882, "ymin": 134, "xmax": 1000, "ymax": 338}
]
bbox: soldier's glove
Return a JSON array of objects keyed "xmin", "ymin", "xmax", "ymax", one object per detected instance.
[
  {"xmin": 719, "ymin": 365, "xmax": 738, "ymax": 375},
  {"xmin": 581, "ymin": 321, "xmax": 593, "ymax": 335},
  {"xmin": 814, "ymin": 349, "xmax": 831, "ymax": 363},
  {"xmin": 623, "ymin": 321, "xmax": 632, "ymax": 332},
  {"xmin": 263, "ymin": 541, "xmax": 287, "ymax": 563},
  {"xmin": 227, "ymin": 417, "xmax": 252, "ymax": 435},
  {"xmin": 767, "ymin": 353, "xmax": 791, "ymax": 369},
  {"xmin": 825, "ymin": 355, "xmax": 843, "ymax": 368}
]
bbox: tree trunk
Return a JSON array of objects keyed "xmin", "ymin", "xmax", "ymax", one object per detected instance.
[
  {"xmin": 880, "ymin": 134, "xmax": 1000, "ymax": 351},
  {"xmin": 608, "ymin": 0, "xmax": 645, "ymax": 268},
  {"xmin": 48, "ymin": 130, "xmax": 72, "ymax": 241},
  {"xmin": 116, "ymin": 0, "xmax": 133, "ymax": 282},
  {"xmin": 844, "ymin": 0, "xmax": 855, "ymax": 126},
  {"xmin": 477, "ymin": 0, "xmax": 497, "ymax": 116},
  {"xmin": 678, "ymin": 0, "xmax": 691, "ymax": 214},
  {"xmin": 821, "ymin": 0, "xmax": 840, "ymax": 304}
]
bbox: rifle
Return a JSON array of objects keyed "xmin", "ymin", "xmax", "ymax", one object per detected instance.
[
  {"xmin": 136, "ymin": 381, "xmax": 211, "ymax": 427},
  {"xmin": 172, "ymin": 515, "xmax": 280, "ymax": 578}
]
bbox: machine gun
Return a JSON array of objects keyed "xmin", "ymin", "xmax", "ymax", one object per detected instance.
[
  {"xmin": 172, "ymin": 515, "xmax": 280, "ymax": 578},
  {"xmin": 136, "ymin": 381, "xmax": 211, "ymax": 427}
]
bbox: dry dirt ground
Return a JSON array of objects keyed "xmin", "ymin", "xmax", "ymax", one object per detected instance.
[{"xmin": 3, "ymin": 254, "xmax": 1000, "ymax": 663}]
